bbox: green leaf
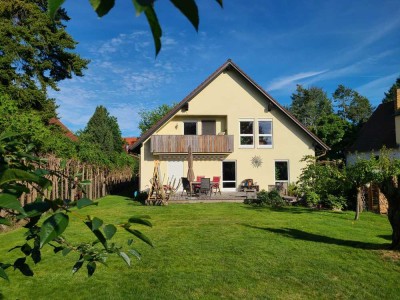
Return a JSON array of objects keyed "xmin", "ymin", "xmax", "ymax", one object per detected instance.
[
  {"xmin": 72, "ymin": 259, "xmax": 84, "ymax": 274},
  {"xmin": 47, "ymin": 0, "xmax": 66, "ymax": 19},
  {"xmin": 119, "ymin": 251, "xmax": 131, "ymax": 266},
  {"xmin": 13, "ymin": 257, "xmax": 33, "ymax": 276},
  {"xmin": 128, "ymin": 217, "xmax": 152, "ymax": 227},
  {"xmin": 77, "ymin": 198, "xmax": 98, "ymax": 209},
  {"xmin": 0, "ymin": 266, "xmax": 9, "ymax": 281},
  {"xmin": 0, "ymin": 217, "xmax": 11, "ymax": 226},
  {"xmin": 104, "ymin": 224, "xmax": 117, "ymax": 240},
  {"xmin": 124, "ymin": 227, "xmax": 153, "ymax": 247},
  {"xmin": 0, "ymin": 169, "xmax": 51, "ymax": 189},
  {"xmin": 215, "ymin": 0, "xmax": 223, "ymax": 7},
  {"xmin": 87, "ymin": 261, "xmax": 96, "ymax": 277},
  {"xmin": 91, "ymin": 217, "xmax": 103, "ymax": 231},
  {"xmin": 31, "ymin": 247, "xmax": 41, "ymax": 264},
  {"xmin": 80, "ymin": 180, "xmax": 91, "ymax": 185},
  {"xmin": 128, "ymin": 248, "xmax": 141, "ymax": 260},
  {"xmin": 20, "ymin": 243, "xmax": 32, "ymax": 256},
  {"xmin": 62, "ymin": 248, "xmax": 72, "ymax": 256},
  {"xmin": 84, "ymin": 220, "xmax": 107, "ymax": 248},
  {"xmin": 0, "ymin": 193, "xmax": 25, "ymax": 214},
  {"xmin": 170, "ymin": 0, "xmax": 199, "ymax": 31},
  {"xmin": 39, "ymin": 213, "xmax": 69, "ymax": 248},
  {"xmin": 143, "ymin": 6, "xmax": 162, "ymax": 56},
  {"xmin": 20, "ymin": 201, "xmax": 51, "ymax": 218},
  {"xmin": 60, "ymin": 159, "xmax": 67, "ymax": 170},
  {"xmin": 89, "ymin": 0, "xmax": 115, "ymax": 17}
]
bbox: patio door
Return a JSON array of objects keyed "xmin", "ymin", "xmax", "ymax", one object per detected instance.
[
  {"xmin": 222, "ymin": 161, "xmax": 236, "ymax": 191},
  {"xmin": 168, "ymin": 161, "xmax": 184, "ymax": 191}
]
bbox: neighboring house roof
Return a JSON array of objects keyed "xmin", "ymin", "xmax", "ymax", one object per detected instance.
[
  {"xmin": 129, "ymin": 59, "xmax": 329, "ymax": 153},
  {"xmin": 348, "ymin": 101, "xmax": 397, "ymax": 152},
  {"xmin": 123, "ymin": 137, "xmax": 138, "ymax": 145},
  {"xmin": 49, "ymin": 118, "xmax": 78, "ymax": 142}
]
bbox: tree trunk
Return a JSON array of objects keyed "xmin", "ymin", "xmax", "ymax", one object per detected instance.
[
  {"xmin": 354, "ymin": 186, "xmax": 362, "ymax": 220},
  {"xmin": 379, "ymin": 176, "xmax": 400, "ymax": 250}
]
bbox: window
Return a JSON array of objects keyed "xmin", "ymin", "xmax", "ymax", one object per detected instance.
[
  {"xmin": 184, "ymin": 121, "xmax": 197, "ymax": 135},
  {"xmin": 258, "ymin": 120, "xmax": 272, "ymax": 148},
  {"xmin": 275, "ymin": 161, "xmax": 289, "ymax": 183},
  {"xmin": 239, "ymin": 120, "xmax": 254, "ymax": 147}
]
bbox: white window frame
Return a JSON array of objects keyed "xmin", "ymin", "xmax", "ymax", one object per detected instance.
[
  {"xmin": 258, "ymin": 119, "xmax": 273, "ymax": 148},
  {"xmin": 239, "ymin": 119, "xmax": 254, "ymax": 148}
]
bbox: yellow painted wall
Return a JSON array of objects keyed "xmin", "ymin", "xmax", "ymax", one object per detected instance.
[{"xmin": 139, "ymin": 70, "xmax": 316, "ymax": 191}]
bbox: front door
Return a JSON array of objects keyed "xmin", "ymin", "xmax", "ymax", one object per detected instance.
[
  {"xmin": 222, "ymin": 161, "xmax": 236, "ymax": 191},
  {"xmin": 168, "ymin": 161, "xmax": 184, "ymax": 191}
]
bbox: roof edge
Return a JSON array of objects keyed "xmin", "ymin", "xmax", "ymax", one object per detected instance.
[{"xmin": 130, "ymin": 59, "xmax": 329, "ymax": 152}]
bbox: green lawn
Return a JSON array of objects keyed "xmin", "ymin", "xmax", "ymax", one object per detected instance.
[{"xmin": 1, "ymin": 196, "xmax": 399, "ymax": 299}]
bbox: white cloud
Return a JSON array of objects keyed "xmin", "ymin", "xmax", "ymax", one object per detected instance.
[
  {"xmin": 266, "ymin": 70, "xmax": 328, "ymax": 91},
  {"xmin": 356, "ymin": 73, "xmax": 399, "ymax": 103}
]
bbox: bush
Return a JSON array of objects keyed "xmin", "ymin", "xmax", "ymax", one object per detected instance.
[
  {"xmin": 322, "ymin": 194, "xmax": 347, "ymax": 210},
  {"xmin": 287, "ymin": 182, "xmax": 299, "ymax": 197},
  {"xmin": 304, "ymin": 191, "xmax": 320, "ymax": 207},
  {"xmin": 245, "ymin": 189, "xmax": 285, "ymax": 208}
]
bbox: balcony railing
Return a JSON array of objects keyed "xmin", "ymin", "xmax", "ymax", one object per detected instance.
[{"xmin": 150, "ymin": 135, "xmax": 234, "ymax": 153}]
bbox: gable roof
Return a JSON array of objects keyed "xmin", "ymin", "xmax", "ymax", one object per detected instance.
[
  {"xmin": 348, "ymin": 101, "xmax": 397, "ymax": 152},
  {"xmin": 130, "ymin": 59, "xmax": 329, "ymax": 153},
  {"xmin": 49, "ymin": 118, "xmax": 78, "ymax": 142}
]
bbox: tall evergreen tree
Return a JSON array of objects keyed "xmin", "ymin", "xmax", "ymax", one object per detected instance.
[
  {"xmin": 0, "ymin": 0, "xmax": 89, "ymax": 119},
  {"xmin": 382, "ymin": 76, "xmax": 400, "ymax": 103},
  {"xmin": 81, "ymin": 106, "xmax": 123, "ymax": 155}
]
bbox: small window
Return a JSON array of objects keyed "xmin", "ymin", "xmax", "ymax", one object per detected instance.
[
  {"xmin": 258, "ymin": 120, "xmax": 272, "ymax": 148},
  {"xmin": 275, "ymin": 161, "xmax": 288, "ymax": 182},
  {"xmin": 239, "ymin": 120, "xmax": 254, "ymax": 147},
  {"xmin": 184, "ymin": 122, "xmax": 197, "ymax": 135}
]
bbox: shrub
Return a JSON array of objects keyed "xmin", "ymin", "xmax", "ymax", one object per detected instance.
[
  {"xmin": 304, "ymin": 191, "xmax": 320, "ymax": 207},
  {"xmin": 245, "ymin": 189, "xmax": 285, "ymax": 208},
  {"xmin": 287, "ymin": 182, "xmax": 299, "ymax": 197},
  {"xmin": 322, "ymin": 194, "xmax": 347, "ymax": 210}
]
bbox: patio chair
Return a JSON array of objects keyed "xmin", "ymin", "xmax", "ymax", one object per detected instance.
[
  {"xmin": 181, "ymin": 177, "xmax": 191, "ymax": 196},
  {"xmin": 193, "ymin": 175, "xmax": 204, "ymax": 191},
  {"xmin": 199, "ymin": 177, "xmax": 211, "ymax": 198},
  {"xmin": 211, "ymin": 176, "xmax": 221, "ymax": 195}
]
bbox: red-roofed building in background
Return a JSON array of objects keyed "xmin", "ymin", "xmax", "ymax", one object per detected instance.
[
  {"xmin": 49, "ymin": 118, "xmax": 78, "ymax": 142},
  {"xmin": 123, "ymin": 137, "xmax": 138, "ymax": 152}
]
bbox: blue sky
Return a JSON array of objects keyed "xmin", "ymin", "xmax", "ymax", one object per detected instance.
[{"xmin": 51, "ymin": 0, "xmax": 400, "ymax": 137}]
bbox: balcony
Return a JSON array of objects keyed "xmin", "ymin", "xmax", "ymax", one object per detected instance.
[{"xmin": 150, "ymin": 135, "xmax": 234, "ymax": 154}]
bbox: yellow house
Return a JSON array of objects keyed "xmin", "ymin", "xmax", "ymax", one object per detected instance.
[{"xmin": 131, "ymin": 60, "xmax": 329, "ymax": 192}]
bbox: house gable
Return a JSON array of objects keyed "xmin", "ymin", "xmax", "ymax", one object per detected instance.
[{"xmin": 130, "ymin": 59, "xmax": 329, "ymax": 153}]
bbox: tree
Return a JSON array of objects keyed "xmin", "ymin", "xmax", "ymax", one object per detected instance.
[
  {"xmin": 332, "ymin": 85, "xmax": 373, "ymax": 125},
  {"xmin": 0, "ymin": 0, "xmax": 89, "ymax": 119},
  {"xmin": 382, "ymin": 76, "xmax": 400, "ymax": 103},
  {"xmin": 80, "ymin": 106, "xmax": 123, "ymax": 155},
  {"xmin": 48, "ymin": 0, "xmax": 223, "ymax": 56},
  {"xmin": 289, "ymin": 85, "xmax": 332, "ymax": 131},
  {"xmin": 138, "ymin": 103, "xmax": 175, "ymax": 135},
  {"xmin": 314, "ymin": 113, "xmax": 351, "ymax": 159},
  {"xmin": 349, "ymin": 149, "xmax": 400, "ymax": 249}
]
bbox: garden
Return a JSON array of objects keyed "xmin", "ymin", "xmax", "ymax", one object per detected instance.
[{"xmin": 1, "ymin": 196, "xmax": 399, "ymax": 299}]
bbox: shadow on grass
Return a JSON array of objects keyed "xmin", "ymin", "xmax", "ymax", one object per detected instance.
[
  {"xmin": 242, "ymin": 205, "xmax": 322, "ymax": 214},
  {"xmin": 377, "ymin": 234, "xmax": 392, "ymax": 241},
  {"xmin": 243, "ymin": 224, "xmax": 390, "ymax": 250}
]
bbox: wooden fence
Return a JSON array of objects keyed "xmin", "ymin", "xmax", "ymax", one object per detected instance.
[{"xmin": 19, "ymin": 155, "xmax": 133, "ymax": 206}]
